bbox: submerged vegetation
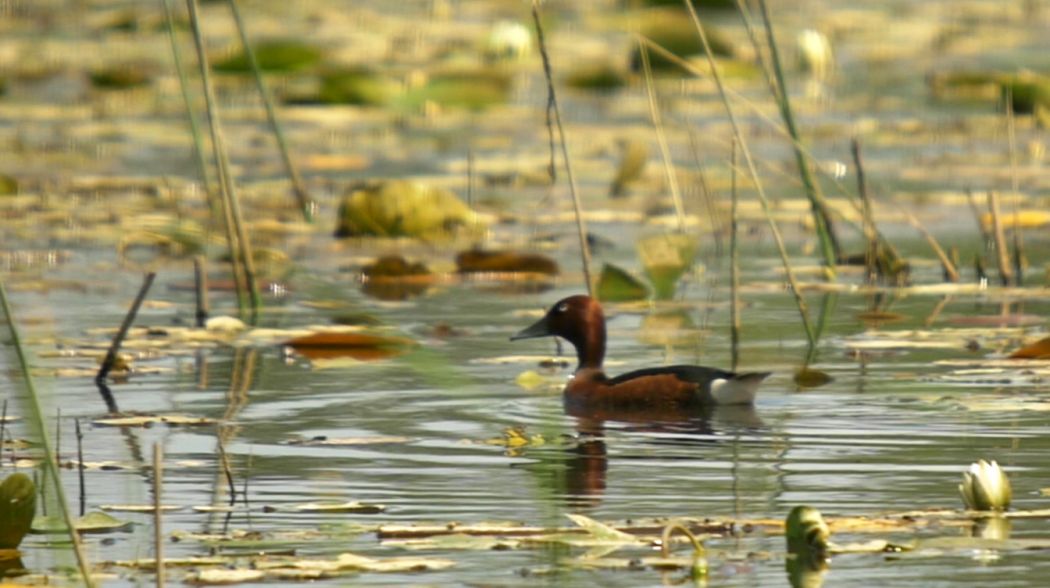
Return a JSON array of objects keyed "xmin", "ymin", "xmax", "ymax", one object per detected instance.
[{"xmin": 0, "ymin": 0, "xmax": 1048, "ymax": 586}]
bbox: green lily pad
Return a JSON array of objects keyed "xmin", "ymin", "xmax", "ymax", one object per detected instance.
[
  {"xmin": 596, "ymin": 263, "xmax": 649, "ymax": 302},
  {"xmin": 334, "ymin": 179, "xmax": 485, "ymax": 240},
  {"xmin": 401, "ymin": 69, "xmax": 512, "ymax": 111},
  {"xmin": 33, "ymin": 511, "xmax": 133, "ymax": 534},
  {"xmin": 314, "ymin": 68, "xmax": 400, "ymax": 106},
  {"xmin": 629, "ymin": 9, "xmax": 734, "ymax": 73},
  {"xmin": 0, "ymin": 473, "xmax": 36, "ymax": 548},
  {"xmin": 213, "ymin": 40, "xmax": 323, "ymax": 73}
]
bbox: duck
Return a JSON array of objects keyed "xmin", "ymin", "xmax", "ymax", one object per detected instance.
[{"xmin": 511, "ymin": 295, "xmax": 770, "ymax": 413}]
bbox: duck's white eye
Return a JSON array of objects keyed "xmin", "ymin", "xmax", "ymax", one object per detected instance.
[{"xmin": 556, "ymin": 302, "xmax": 569, "ymax": 313}]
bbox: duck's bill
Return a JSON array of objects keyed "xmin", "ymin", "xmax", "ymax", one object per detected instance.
[{"xmin": 510, "ymin": 316, "xmax": 552, "ymax": 340}]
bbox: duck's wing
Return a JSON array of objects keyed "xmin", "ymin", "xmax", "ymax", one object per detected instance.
[{"xmin": 607, "ymin": 365, "xmax": 770, "ymax": 405}]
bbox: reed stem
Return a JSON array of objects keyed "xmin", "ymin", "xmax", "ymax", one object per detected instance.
[
  {"xmin": 154, "ymin": 443, "xmax": 165, "ymax": 588},
  {"xmin": 186, "ymin": 0, "xmax": 261, "ymax": 319},
  {"xmin": 227, "ymin": 0, "xmax": 313, "ymax": 222},
  {"xmin": 682, "ymin": 0, "xmax": 815, "ymax": 346},
  {"xmin": 850, "ymin": 139, "xmax": 877, "ymax": 284},
  {"xmin": 906, "ymin": 213, "xmax": 959, "ymax": 282},
  {"xmin": 161, "ymin": 0, "xmax": 215, "ymax": 212},
  {"xmin": 531, "ymin": 0, "xmax": 593, "ymax": 295},
  {"xmin": 754, "ymin": 0, "xmax": 839, "ymax": 276},
  {"xmin": 729, "ymin": 139, "xmax": 741, "ymax": 371},
  {"xmin": 638, "ymin": 38, "xmax": 685, "ymax": 232},
  {"xmin": 76, "ymin": 418, "xmax": 85, "ymax": 517},
  {"xmin": 0, "ymin": 279, "xmax": 95, "ymax": 587},
  {"xmin": 986, "ymin": 191, "xmax": 1014, "ymax": 286}
]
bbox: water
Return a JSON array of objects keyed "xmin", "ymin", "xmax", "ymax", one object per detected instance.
[{"xmin": 2, "ymin": 0, "xmax": 1050, "ymax": 585}]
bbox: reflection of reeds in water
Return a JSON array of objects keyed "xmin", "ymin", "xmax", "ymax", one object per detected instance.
[{"xmin": 0, "ymin": 280, "xmax": 95, "ymax": 587}]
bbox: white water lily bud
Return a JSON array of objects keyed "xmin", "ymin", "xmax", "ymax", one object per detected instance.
[{"xmin": 959, "ymin": 459, "xmax": 1012, "ymax": 511}]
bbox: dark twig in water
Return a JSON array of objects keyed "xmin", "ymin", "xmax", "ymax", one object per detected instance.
[
  {"xmin": 194, "ymin": 256, "xmax": 209, "ymax": 328},
  {"xmin": 76, "ymin": 418, "xmax": 85, "ymax": 517},
  {"xmin": 96, "ymin": 272, "xmax": 157, "ymax": 411},
  {"xmin": 217, "ymin": 432, "xmax": 237, "ymax": 507},
  {"xmin": 227, "ymin": 0, "xmax": 313, "ymax": 223},
  {"xmin": 531, "ymin": 0, "xmax": 593, "ymax": 294}
]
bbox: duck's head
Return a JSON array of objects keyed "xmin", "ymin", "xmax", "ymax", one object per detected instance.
[{"xmin": 511, "ymin": 295, "xmax": 606, "ymax": 370}]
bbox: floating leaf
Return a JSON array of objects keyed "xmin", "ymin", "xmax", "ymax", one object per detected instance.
[
  {"xmin": 284, "ymin": 331, "xmax": 416, "ymax": 361},
  {"xmin": 213, "ymin": 40, "xmax": 322, "ymax": 73},
  {"xmin": 455, "ymin": 249, "xmax": 558, "ymax": 275},
  {"xmin": 100, "ymin": 504, "xmax": 182, "ymax": 513},
  {"xmin": 313, "ymin": 68, "xmax": 399, "ymax": 106},
  {"xmin": 794, "ymin": 368, "xmax": 833, "ymax": 388},
  {"xmin": 33, "ymin": 511, "xmax": 132, "ymax": 534},
  {"xmin": 92, "ymin": 414, "xmax": 216, "ymax": 427},
  {"xmin": 283, "ymin": 436, "xmax": 412, "ymax": 447},
  {"xmin": 262, "ymin": 501, "xmax": 385, "ymax": 514},
  {"xmin": 566, "ymin": 514, "xmax": 642, "ymax": 544},
  {"xmin": 0, "ymin": 474, "xmax": 35, "ymax": 548},
  {"xmin": 188, "ymin": 568, "xmax": 266, "ymax": 585},
  {"xmin": 334, "ymin": 180, "xmax": 485, "ymax": 240},
  {"xmin": 384, "ymin": 533, "xmax": 521, "ymax": 551},
  {"xmin": 566, "ymin": 61, "xmax": 628, "ymax": 93},
  {"xmin": 1008, "ymin": 336, "xmax": 1050, "ymax": 359},
  {"xmin": 596, "ymin": 263, "xmax": 649, "ymax": 302},
  {"xmin": 401, "ymin": 69, "xmax": 512, "ymax": 111},
  {"xmin": 610, "ymin": 139, "xmax": 648, "ymax": 197},
  {"xmin": 638, "ymin": 233, "xmax": 699, "ymax": 300}
]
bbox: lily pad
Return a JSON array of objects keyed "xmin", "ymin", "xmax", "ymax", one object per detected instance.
[
  {"xmin": 638, "ymin": 233, "xmax": 699, "ymax": 299},
  {"xmin": 455, "ymin": 249, "xmax": 558, "ymax": 275},
  {"xmin": 596, "ymin": 263, "xmax": 649, "ymax": 302},
  {"xmin": 0, "ymin": 474, "xmax": 35, "ymax": 548},
  {"xmin": 334, "ymin": 179, "xmax": 485, "ymax": 240},
  {"xmin": 33, "ymin": 511, "xmax": 132, "ymax": 534},
  {"xmin": 262, "ymin": 501, "xmax": 385, "ymax": 514},
  {"xmin": 213, "ymin": 40, "xmax": 322, "ymax": 73},
  {"xmin": 610, "ymin": 139, "xmax": 648, "ymax": 197}
]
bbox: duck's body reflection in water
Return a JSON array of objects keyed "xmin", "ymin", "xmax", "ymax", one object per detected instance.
[
  {"xmin": 561, "ymin": 405, "xmax": 764, "ymax": 507},
  {"xmin": 512, "ymin": 295, "xmax": 770, "ymax": 507}
]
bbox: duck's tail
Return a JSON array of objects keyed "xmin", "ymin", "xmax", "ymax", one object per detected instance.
[{"xmin": 709, "ymin": 371, "xmax": 772, "ymax": 405}]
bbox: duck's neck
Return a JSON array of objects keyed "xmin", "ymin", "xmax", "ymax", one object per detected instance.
[{"xmin": 573, "ymin": 316, "xmax": 605, "ymax": 372}]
